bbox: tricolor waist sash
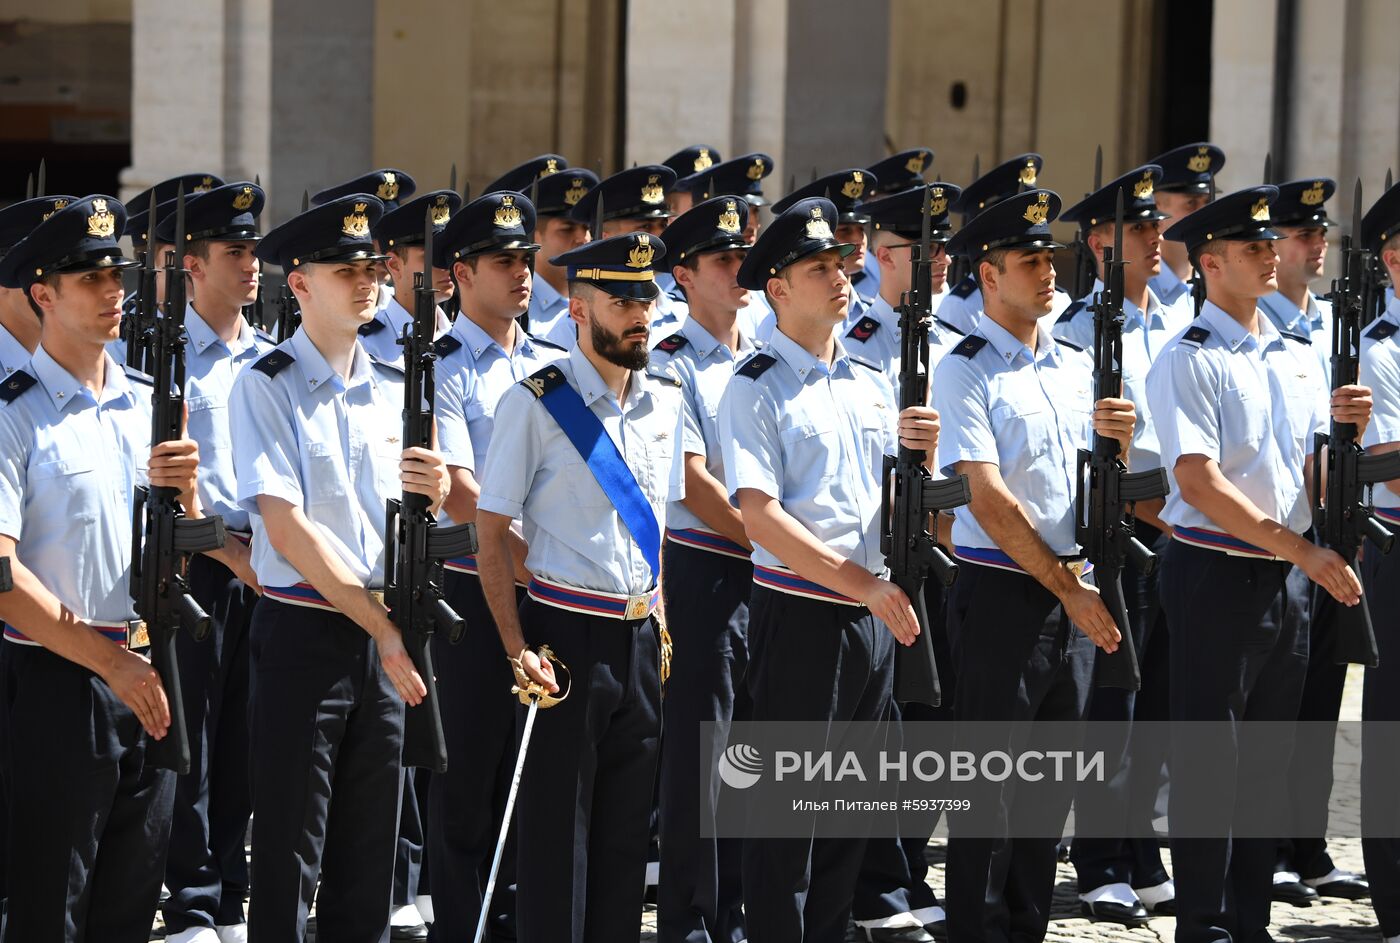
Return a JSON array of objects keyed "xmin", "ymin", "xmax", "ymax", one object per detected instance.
[
  {"xmin": 445, "ymin": 554, "xmax": 479, "ymax": 574},
  {"xmin": 5, "ymin": 617, "xmax": 149, "ymax": 650},
  {"xmin": 264, "ymin": 583, "xmax": 386, "ymax": 614},
  {"xmin": 665, "ymin": 528, "xmax": 751, "ymax": 561},
  {"xmin": 527, "ymin": 577, "xmax": 659, "ymax": 621},
  {"xmin": 1376, "ymin": 507, "xmax": 1400, "ymax": 525},
  {"xmin": 1171, "ymin": 526, "xmax": 1282, "ymax": 561},
  {"xmin": 953, "ymin": 546, "xmax": 1094, "ymax": 578},
  {"xmin": 752, "ymin": 565, "xmax": 862, "ymax": 607}
]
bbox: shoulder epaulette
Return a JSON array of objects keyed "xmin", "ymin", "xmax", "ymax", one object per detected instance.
[
  {"xmin": 1056, "ymin": 300, "xmax": 1088, "ymax": 325},
  {"xmin": 0, "ymin": 370, "xmax": 37, "ymax": 405},
  {"xmin": 667, "ymin": 288, "xmax": 685, "ymax": 303},
  {"xmin": 848, "ymin": 355, "xmax": 882, "ymax": 373},
  {"xmin": 254, "ymin": 328, "xmax": 277, "ymax": 346},
  {"xmin": 433, "ymin": 335, "xmax": 463, "ymax": 358},
  {"xmin": 253, "ymin": 349, "xmax": 295, "ymax": 378},
  {"xmin": 530, "ymin": 336, "xmax": 567, "ymax": 352},
  {"xmin": 1056, "ymin": 338, "xmax": 1085, "ymax": 353},
  {"xmin": 520, "ymin": 364, "xmax": 567, "ymax": 399},
  {"xmin": 357, "ymin": 318, "xmax": 386, "ymax": 336},
  {"xmin": 655, "ymin": 333, "xmax": 688, "ymax": 355},
  {"xmin": 1366, "ymin": 319, "xmax": 1398, "ymax": 341},
  {"xmin": 950, "ymin": 276, "xmax": 977, "ymax": 299},
  {"xmin": 933, "ymin": 317, "xmax": 965, "ymax": 336},
  {"xmin": 846, "ymin": 316, "xmax": 880, "ymax": 343},
  {"xmin": 950, "ymin": 335, "xmax": 989, "ymax": 358},
  {"xmin": 1280, "ymin": 330, "xmax": 1311, "ymax": 345},
  {"xmin": 123, "ymin": 365, "xmax": 154, "ymax": 386},
  {"xmin": 735, "ymin": 353, "xmax": 777, "ymax": 380},
  {"xmin": 1180, "ymin": 324, "xmax": 1211, "ymax": 346},
  {"xmin": 646, "ymin": 365, "xmax": 682, "ymax": 387}
]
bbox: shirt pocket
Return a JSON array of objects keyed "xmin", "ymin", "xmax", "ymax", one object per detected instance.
[
  {"xmin": 778, "ymin": 418, "xmax": 840, "ymax": 483},
  {"xmin": 564, "ymin": 460, "xmax": 613, "ymax": 509},
  {"xmin": 370, "ymin": 436, "xmax": 403, "ymax": 499},
  {"xmin": 184, "ymin": 395, "xmax": 230, "ymax": 452},
  {"xmin": 304, "ymin": 440, "xmax": 348, "ymax": 503},
  {"xmin": 30, "ymin": 455, "xmax": 100, "ymax": 522},
  {"xmin": 991, "ymin": 401, "xmax": 1054, "ymax": 460},
  {"xmin": 1220, "ymin": 385, "xmax": 1268, "ymax": 449}
]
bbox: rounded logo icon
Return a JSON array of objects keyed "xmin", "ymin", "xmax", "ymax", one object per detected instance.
[{"xmin": 718, "ymin": 743, "xmax": 763, "ymax": 790}]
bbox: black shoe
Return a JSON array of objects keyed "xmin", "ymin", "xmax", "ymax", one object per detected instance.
[
  {"xmin": 865, "ymin": 928, "xmax": 936, "ymax": 943},
  {"xmin": 1079, "ymin": 900, "xmax": 1150, "ymax": 928},
  {"xmin": 1271, "ymin": 879, "xmax": 1319, "ymax": 907},
  {"xmin": 923, "ymin": 918, "xmax": 948, "ymax": 940},
  {"xmin": 1309, "ymin": 873, "xmax": 1370, "ymax": 901},
  {"xmin": 389, "ymin": 923, "xmax": 429, "ymax": 942},
  {"xmin": 1142, "ymin": 898, "xmax": 1175, "ymax": 917}
]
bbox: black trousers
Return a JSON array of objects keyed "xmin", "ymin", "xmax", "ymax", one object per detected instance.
[
  {"xmin": 247, "ymin": 598, "xmax": 406, "ymax": 943},
  {"xmin": 741, "ymin": 586, "xmax": 896, "ymax": 943},
  {"xmin": 394, "ymin": 767, "xmax": 429, "ymax": 907},
  {"xmin": 657, "ymin": 541, "xmax": 753, "ymax": 943},
  {"xmin": 1071, "ymin": 522, "xmax": 1171, "ymax": 894},
  {"xmin": 2, "ymin": 642, "xmax": 176, "ymax": 942},
  {"xmin": 943, "ymin": 561, "xmax": 1094, "ymax": 943},
  {"xmin": 1161, "ymin": 542, "xmax": 1309, "ymax": 943},
  {"xmin": 427, "ymin": 573, "xmax": 525, "ymax": 943},
  {"xmin": 514, "ymin": 595, "xmax": 662, "ymax": 943},
  {"xmin": 1362, "ymin": 520, "xmax": 1400, "ymax": 937},
  {"xmin": 163, "ymin": 555, "xmax": 256, "ymax": 933}
]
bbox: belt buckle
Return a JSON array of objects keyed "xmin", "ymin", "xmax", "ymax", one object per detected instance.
[
  {"xmin": 128, "ymin": 621, "xmax": 150, "ymax": 650},
  {"xmin": 1065, "ymin": 559, "xmax": 1087, "ymax": 579},
  {"xmin": 369, "ymin": 590, "xmax": 386, "ymax": 609},
  {"xmin": 624, "ymin": 593, "xmax": 652, "ymax": 621}
]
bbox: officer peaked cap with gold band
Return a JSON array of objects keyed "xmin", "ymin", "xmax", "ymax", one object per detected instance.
[
  {"xmin": 1148, "ymin": 142, "xmax": 1226, "ymax": 194},
  {"xmin": 772, "ymin": 170, "xmax": 880, "ymax": 224},
  {"xmin": 125, "ymin": 172, "xmax": 225, "ymax": 245},
  {"xmin": 1061, "ymin": 165, "xmax": 1169, "ymax": 231},
  {"xmin": 0, "ymin": 195, "xmax": 80, "ymax": 257},
  {"xmin": 375, "ymin": 189, "xmax": 462, "ymax": 251},
  {"xmin": 433, "ymin": 191, "xmax": 540, "ymax": 269},
  {"xmin": 861, "ymin": 182, "xmax": 962, "ymax": 243},
  {"xmin": 662, "ymin": 145, "xmax": 723, "ymax": 181},
  {"xmin": 1270, "ymin": 178, "xmax": 1337, "ymax": 228},
  {"xmin": 486, "ymin": 162, "xmax": 598, "ymax": 219},
  {"xmin": 676, "ymin": 153, "xmax": 776, "ymax": 206},
  {"xmin": 154, "ymin": 182, "xmax": 265, "ymax": 245},
  {"xmin": 1161, "ymin": 185, "xmax": 1282, "ymax": 252},
  {"xmin": 736, "ymin": 197, "xmax": 854, "ymax": 291},
  {"xmin": 483, "ymin": 154, "xmax": 570, "ymax": 196},
  {"xmin": 550, "ymin": 231, "xmax": 667, "ymax": 301},
  {"xmin": 569, "ymin": 165, "xmax": 678, "ymax": 224},
  {"xmin": 253, "ymin": 194, "xmax": 387, "ymax": 272},
  {"xmin": 1362, "ymin": 181, "xmax": 1400, "ymax": 253},
  {"xmin": 660, "ymin": 196, "xmax": 750, "ymax": 263},
  {"xmin": 945, "ymin": 189, "xmax": 1065, "ymax": 261},
  {"xmin": 865, "ymin": 148, "xmax": 935, "ymax": 197},
  {"xmin": 950, "ymin": 154, "xmax": 1043, "ymax": 220},
  {"xmin": 312, "ymin": 168, "xmax": 416, "ymax": 212},
  {"xmin": 0, "ymin": 195, "xmax": 139, "ymax": 290}
]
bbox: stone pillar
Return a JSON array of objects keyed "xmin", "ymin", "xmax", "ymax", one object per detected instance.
[{"xmin": 1208, "ymin": 0, "xmax": 1277, "ymax": 193}]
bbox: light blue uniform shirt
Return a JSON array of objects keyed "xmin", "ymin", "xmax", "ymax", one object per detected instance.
[
  {"xmin": 527, "ymin": 272, "xmax": 577, "ymax": 350},
  {"xmin": 849, "ymin": 266, "xmax": 878, "ymax": 305},
  {"xmin": 183, "ymin": 304, "xmax": 275, "ymax": 531},
  {"xmin": 937, "ymin": 278, "xmax": 1072, "ymax": 336},
  {"xmin": 476, "ymin": 344, "xmax": 686, "ymax": 595},
  {"xmin": 230, "ymin": 329, "xmax": 407, "ymax": 589},
  {"xmin": 860, "ymin": 251, "xmax": 882, "ymax": 298},
  {"xmin": 0, "ymin": 324, "xmax": 29, "ymax": 377},
  {"xmin": 650, "ymin": 317, "xmax": 755, "ymax": 533},
  {"xmin": 1148, "ymin": 266, "xmax": 1193, "ymax": 309},
  {"xmin": 1051, "ymin": 280, "xmax": 1193, "ymax": 474},
  {"xmin": 739, "ymin": 292, "xmax": 775, "ymax": 342},
  {"xmin": 719, "ymin": 330, "xmax": 897, "ymax": 574},
  {"xmin": 0, "ymin": 348, "xmax": 152, "ymax": 624},
  {"xmin": 1360, "ymin": 297, "xmax": 1400, "ymax": 513},
  {"xmin": 435, "ymin": 315, "xmax": 567, "ymax": 473},
  {"xmin": 932, "ymin": 317, "xmax": 1094, "ymax": 555},
  {"xmin": 356, "ymin": 293, "xmax": 450, "ymax": 368},
  {"xmin": 1146, "ymin": 302, "xmax": 1326, "ymax": 535},
  {"xmin": 1259, "ymin": 290, "xmax": 1333, "ymax": 378},
  {"xmin": 842, "ymin": 294, "xmax": 961, "ymax": 392}
]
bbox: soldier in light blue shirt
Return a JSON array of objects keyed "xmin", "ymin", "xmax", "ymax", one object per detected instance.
[
  {"xmin": 651, "ymin": 196, "xmax": 758, "ymax": 943},
  {"xmin": 718, "ymin": 197, "xmax": 943, "ymax": 943},
  {"xmin": 474, "ymin": 231, "xmax": 685, "ymax": 943},
  {"xmin": 857, "ymin": 148, "xmax": 938, "ymax": 304},
  {"xmin": 1145, "ymin": 143, "xmax": 1224, "ymax": 311},
  {"xmin": 0, "ymin": 194, "xmax": 211, "ymax": 939},
  {"xmin": 930, "ymin": 189, "xmax": 1135, "ymax": 943},
  {"xmin": 229, "ymin": 193, "xmax": 453, "ymax": 943},
  {"xmin": 0, "ymin": 196, "xmax": 76, "ymax": 377},
  {"xmin": 773, "ymin": 169, "xmax": 881, "ymax": 318},
  {"xmin": 1144, "ymin": 185, "xmax": 1371, "ymax": 943},
  {"xmin": 1259, "ymin": 178, "xmax": 1338, "ymax": 380}
]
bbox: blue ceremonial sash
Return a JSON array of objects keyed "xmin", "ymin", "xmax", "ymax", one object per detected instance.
[{"xmin": 536, "ymin": 378, "xmax": 662, "ymax": 580}]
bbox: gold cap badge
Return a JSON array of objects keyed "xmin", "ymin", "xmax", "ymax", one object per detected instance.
[
  {"xmin": 1187, "ymin": 147, "xmax": 1212, "ymax": 173},
  {"xmin": 493, "ymin": 194, "xmax": 523, "ymax": 229},
  {"xmin": 1250, "ymin": 197, "xmax": 1270, "ymax": 222},
  {"xmin": 1300, "ymin": 182, "xmax": 1326, "ymax": 206},
  {"xmin": 197, "ymin": 176, "xmax": 215, "ymax": 192},
  {"xmin": 641, "ymin": 175, "xmax": 665, "ymax": 205},
  {"xmin": 841, "ymin": 171, "xmax": 866, "ymax": 200},
  {"xmin": 565, "ymin": 178, "xmax": 587, "ymax": 206},
  {"xmin": 42, "ymin": 198, "xmax": 70, "ymax": 222},
  {"xmin": 432, "ymin": 194, "xmax": 452, "ymax": 226},
  {"xmin": 805, "ymin": 205, "xmax": 834, "ymax": 241},
  {"xmin": 1019, "ymin": 161, "xmax": 1038, "ymax": 186},
  {"xmin": 1023, "ymin": 193, "xmax": 1050, "ymax": 225},
  {"xmin": 342, "ymin": 202, "xmax": 371, "ymax": 237},
  {"xmin": 377, "ymin": 172, "xmax": 399, "ymax": 202},
  {"xmin": 717, "ymin": 200, "xmax": 741, "ymax": 234},
  {"xmin": 929, "ymin": 187, "xmax": 947, "ymax": 216},
  {"xmin": 543, "ymin": 158, "xmax": 560, "ymax": 175},
  {"xmin": 746, "ymin": 157, "xmax": 767, "ymax": 181},
  {"xmin": 626, "ymin": 233, "xmax": 655, "ymax": 269},
  {"xmin": 232, "ymin": 186, "xmax": 255, "ymax": 211},
  {"xmin": 87, "ymin": 199, "xmax": 116, "ymax": 238},
  {"xmin": 694, "ymin": 148, "xmax": 714, "ymax": 172},
  {"xmin": 906, "ymin": 152, "xmax": 928, "ymax": 175},
  {"xmin": 1132, "ymin": 172, "xmax": 1154, "ymax": 200}
]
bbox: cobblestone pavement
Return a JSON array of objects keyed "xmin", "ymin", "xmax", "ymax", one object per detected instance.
[{"xmin": 151, "ymin": 667, "xmax": 1385, "ymax": 941}]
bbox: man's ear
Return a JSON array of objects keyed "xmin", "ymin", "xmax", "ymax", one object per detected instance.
[{"xmin": 977, "ymin": 259, "xmax": 997, "ymax": 295}]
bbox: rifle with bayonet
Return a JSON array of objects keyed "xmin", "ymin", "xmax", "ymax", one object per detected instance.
[
  {"xmin": 384, "ymin": 206, "xmax": 479, "ymax": 771},
  {"xmin": 1070, "ymin": 148, "xmax": 1104, "ymax": 301},
  {"xmin": 275, "ymin": 278, "xmax": 301, "ymax": 342},
  {"xmin": 1313, "ymin": 180, "xmax": 1400, "ymax": 668},
  {"xmin": 1074, "ymin": 189, "xmax": 1170, "ymax": 691},
  {"xmin": 124, "ymin": 191, "xmax": 162, "ymax": 372},
  {"xmin": 880, "ymin": 185, "xmax": 973, "ymax": 708},
  {"xmin": 129, "ymin": 185, "xmax": 228, "ymax": 775}
]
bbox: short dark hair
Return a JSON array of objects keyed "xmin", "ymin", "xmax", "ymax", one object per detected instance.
[{"xmin": 25, "ymin": 272, "xmax": 62, "ymax": 320}]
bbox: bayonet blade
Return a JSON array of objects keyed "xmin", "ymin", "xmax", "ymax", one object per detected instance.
[
  {"xmin": 147, "ymin": 188, "xmax": 159, "ymax": 266},
  {"xmin": 36, "ymin": 159, "xmax": 45, "ymax": 197},
  {"xmin": 1113, "ymin": 186, "xmax": 1124, "ymax": 262},
  {"xmin": 25, "ymin": 173, "xmax": 33, "ymax": 200},
  {"xmin": 1353, "ymin": 178, "xmax": 1364, "ymax": 243},
  {"xmin": 1093, "ymin": 145, "xmax": 1103, "ymax": 191},
  {"xmin": 301, "ymin": 190, "xmax": 309, "ymax": 213},
  {"xmin": 423, "ymin": 205, "xmax": 434, "ymax": 289},
  {"xmin": 450, "ymin": 163, "xmax": 457, "ymax": 194},
  {"xmin": 1263, "ymin": 151, "xmax": 1273, "ymax": 185},
  {"xmin": 174, "ymin": 182, "xmax": 187, "ymax": 261},
  {"xmin": 594, "ymin": 192, "xmax": 605, "ymax": 242},
  {"xmin": 462, "ymin": 181, "xmax": 471, "ymax": 204},
  {"xmin": 919, "ymin": 183, "xmax": 933, "ymax": 258},
  {"xmin": 1387, "ymin": 168, "xmax": 1394, "ymax": 192}
]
